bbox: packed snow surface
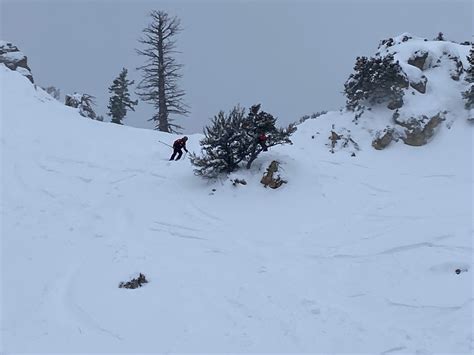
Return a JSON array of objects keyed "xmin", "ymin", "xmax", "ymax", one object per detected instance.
[{"xmin": 1, "ymin": 41, "xmax": 473, "ymax": 354}]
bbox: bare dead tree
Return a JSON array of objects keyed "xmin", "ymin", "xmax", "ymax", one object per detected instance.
[{"xmin": 136, "ymin": 10, "xmax": 189, "ymax": 133}]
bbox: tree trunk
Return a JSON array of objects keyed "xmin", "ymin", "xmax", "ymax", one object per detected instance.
[{"xmin": 157, "ymin": 21, "xmax": 169, "ymax": 132}]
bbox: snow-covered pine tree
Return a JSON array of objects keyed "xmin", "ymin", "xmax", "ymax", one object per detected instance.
[
  {"xmin": 190, "ymin": 106, "xmax": 247, "ymax": 178},
  {"xmin": 462, "ymin": 45, "xmax": 474, "ymax": 113},
  {"xmin": 65, "ymin": 93, "xmax": 97, "ymax": 120},
  {"xmin": 78, "ymin": 94, "xmax": 97, "ymax": 120},
  {"xmin": 241, "ymin": 104, "xmax": 296, "ymax": 169},
  {"xmin": 107, "ymin": 68, "xmax": 138, "ymax": 124},
  {"xmin": 344, "ymin": 54, "xmax": 408, "ymax": 111},
  {"xmin": 190, "ymin": 104, "xmax": 296, "ymax": 178}
]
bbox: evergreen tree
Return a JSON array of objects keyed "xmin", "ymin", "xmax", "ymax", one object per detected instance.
[
  {"xmin": 107, "ymin": 68, "xmax": 138, "ymax": 124},
  {"xmin": 462, "ymin": 45, "xmax": 474, "ymax": 110},
  {"xmin": 78, "ymin": 94, "xmax": 97, "ymax": 120},
  {"xmin": 190, "ymin": 104, "xmax": 296, "ymax": 178},
  {"xmin": 65, "ymin": 93, "xmax": 97, "ymax": 120},
  {"xmin": 136, "ymin": 10, "xmax": 189, "ymax": 133},
  {"xmin": 435, "ymin": 32, "xmax": 445, "ymax": 41},
  {"xmin": 190, "ymin": 106, "xmax": 247, "ymax": 178},
  {"xmin": 241, "ymin": 104, "xmax": 296, "ymax": 169},
  {"xmin": 344, "ymin": 54, "xmax": 408, "ymax": 111}
]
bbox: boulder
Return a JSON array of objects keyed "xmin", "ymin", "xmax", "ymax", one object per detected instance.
[
  {"xmin": 410, "ymin": 75, "xmax": 428, "ymax": 93},
  {"xmin": 0, "ymin": 41, "xmax": 34, "ymax": 83},
  {"xmin": 372, "ymin": 128, "xmax": 395, "ymax": 150},
  {"xmin": 408, "ymin": 50, "xmax": 429, "ymax": 71},
  {"xmin": 394, "ymin": 112, "xmax": 444, "ymax": 146},
  {"xmin": 260, "ymin": 161, "xmax": 287, "ymax": 189},
  {"xmin": 448, "ymin": 55, "xmax": 463, "ymax": 81},
  {"xmin": 387, "ymin": 97, "xmax": 404, "ymax": 110}
]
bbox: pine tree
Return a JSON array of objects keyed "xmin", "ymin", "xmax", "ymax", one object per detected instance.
[
  {"xmin": 190, "ymin": 104, "xmax": 296, "ymax": 178},
  {"xmin": 344, "ymin": 54, "xmax": 408, "ymax": 111},
  {"xmin": 462, "ymin": 45, "xmax": 474, "ymax": 110},
  {"xmin": 65, "ymin": 93, "xmax": 97, "ymax": 119},
  {"xmin": 107, "ymin": 68, "xmax": 138, "ymax": 124},
  {"xmin": 136, "ymin": 10, "xmax": 189, "ymax": 133},
  {"xmin": 78, "ymin": 94, "xmax": 97, "ymax": 120},
  {"xmin": 241, "ymin": 104, "xmax": 296, "ymax": 169},
  {"xmin": 190, "ymin": 106, "xmax": 247, "ymax": 178}
]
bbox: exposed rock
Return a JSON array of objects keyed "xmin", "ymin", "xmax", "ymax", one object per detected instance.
[
  {"xmin": 372, "ymin": 127, "xmax": 395, "ymax": 150},
  {"xmin": 393, "ymin": 112, "xmax": 445, "ymax": 146},
  {"xmin": 448, "ymin": 54, "xmax": 463, "ymax": 81},
  {"xmin": 119, "ymin": 273, "xmax": 148, "ymax": 289},
  {"xmin": 408, "ymin": 50, "xmax": 429, "ymax": 71},
  {"xmin": 329, "ymin": 130, "xmax": 342, "ymax": 152},
  {"xmin": 260, "ymin": 161, "xmax": 287, "ymax": 189},
  {"xmin": 0, "ymin": 41, "xmax": 34, "ymax": 83},
  {"xmin": 387, "ymin": 97, "xmax": 404, "ymax": 110},
  {"xmin": 410, "ymin": 75, "xmax": 428, "ymax": 93},
  {"xmin": 231, "ymin": 178, "xmax": 247, "ymax": 186}
]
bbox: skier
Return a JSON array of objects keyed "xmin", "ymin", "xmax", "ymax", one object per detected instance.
[
  {"xmin": 258, "ymin": 133, "xmax": 268, "ymax": 151},
  {"xmin": 169, "ymin": 136, "xmax": 189, "ymax": 161}
]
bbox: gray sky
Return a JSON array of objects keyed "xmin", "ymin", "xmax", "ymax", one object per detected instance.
[{"xmin": 1, "ymin": 0, "xmax": 472, "ymax": 133}]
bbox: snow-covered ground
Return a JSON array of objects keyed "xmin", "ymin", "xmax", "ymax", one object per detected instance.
[{"xmin": 1, "ymin": 36, "xmax": 473, "ymax": 354}]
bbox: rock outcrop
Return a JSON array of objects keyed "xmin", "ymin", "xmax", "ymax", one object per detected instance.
[
  {"xmin": 0, "ymin": 41, "xmax": 34, "ymax": 83},
  {"xmin": 393, "ymin": 111, "xmax": 444, "ymax": 146},
  {"xmin": 410, "ymin": 75, "xmax": 428, "ymax": 93},
  {"xmin": 372, "ymin": 127, "xmax": 395, "ymax": 150},
  {"xmin": 408, "ymin": 50, "xmax": 429, "ymax": 71}
]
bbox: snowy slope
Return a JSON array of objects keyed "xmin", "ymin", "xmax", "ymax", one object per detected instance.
[{"xmin": 1, "ymin": 38, "xmax": 473, "ymax": 355}]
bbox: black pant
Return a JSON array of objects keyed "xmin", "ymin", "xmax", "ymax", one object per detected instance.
[{"xmin": 170, "ymin": 148, "xmax": 183, "ymax": 160}]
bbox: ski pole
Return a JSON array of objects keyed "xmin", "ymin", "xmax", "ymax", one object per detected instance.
[{"xmin": 158, "ymin": 140, "xmax": 172, "ymax": 148}]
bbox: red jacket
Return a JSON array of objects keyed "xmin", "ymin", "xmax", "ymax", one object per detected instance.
[{"xmin": 173, "ymin": 138, "xmax": 188, "ymax": 150}]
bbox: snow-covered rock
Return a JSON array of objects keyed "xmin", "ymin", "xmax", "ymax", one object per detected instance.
[
  {"xmin": 342, "ymin": 33, "xmax": 472, "ymax": 147},
  {"xmin": 0, "ymin": 40, "xmax": 34, "ymax": 83}
]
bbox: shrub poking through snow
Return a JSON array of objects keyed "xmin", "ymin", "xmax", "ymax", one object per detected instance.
[
  {"xmin": 119, "ymin": 273, "xmax": 148, "ymax": 289},
  {"xmin": 191, "ymin": 104, "xmax": 295, "ymax": 178},
  {"xmin": 344, "ymin": 54, "xmax": 408, "ymax": 111},
  {"xmin": 327, "ymin": 126, "xmax": 360, "ymax": 155}
]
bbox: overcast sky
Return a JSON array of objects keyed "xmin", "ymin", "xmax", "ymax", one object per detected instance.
[{"xmin": 1, "ymin": 0, "xmax": 472, "ymax": 133}]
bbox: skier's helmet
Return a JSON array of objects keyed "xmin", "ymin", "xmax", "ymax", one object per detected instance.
[{"xmin": 183, "ymin": 136, "xmax": 188, "ymax": 141}]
